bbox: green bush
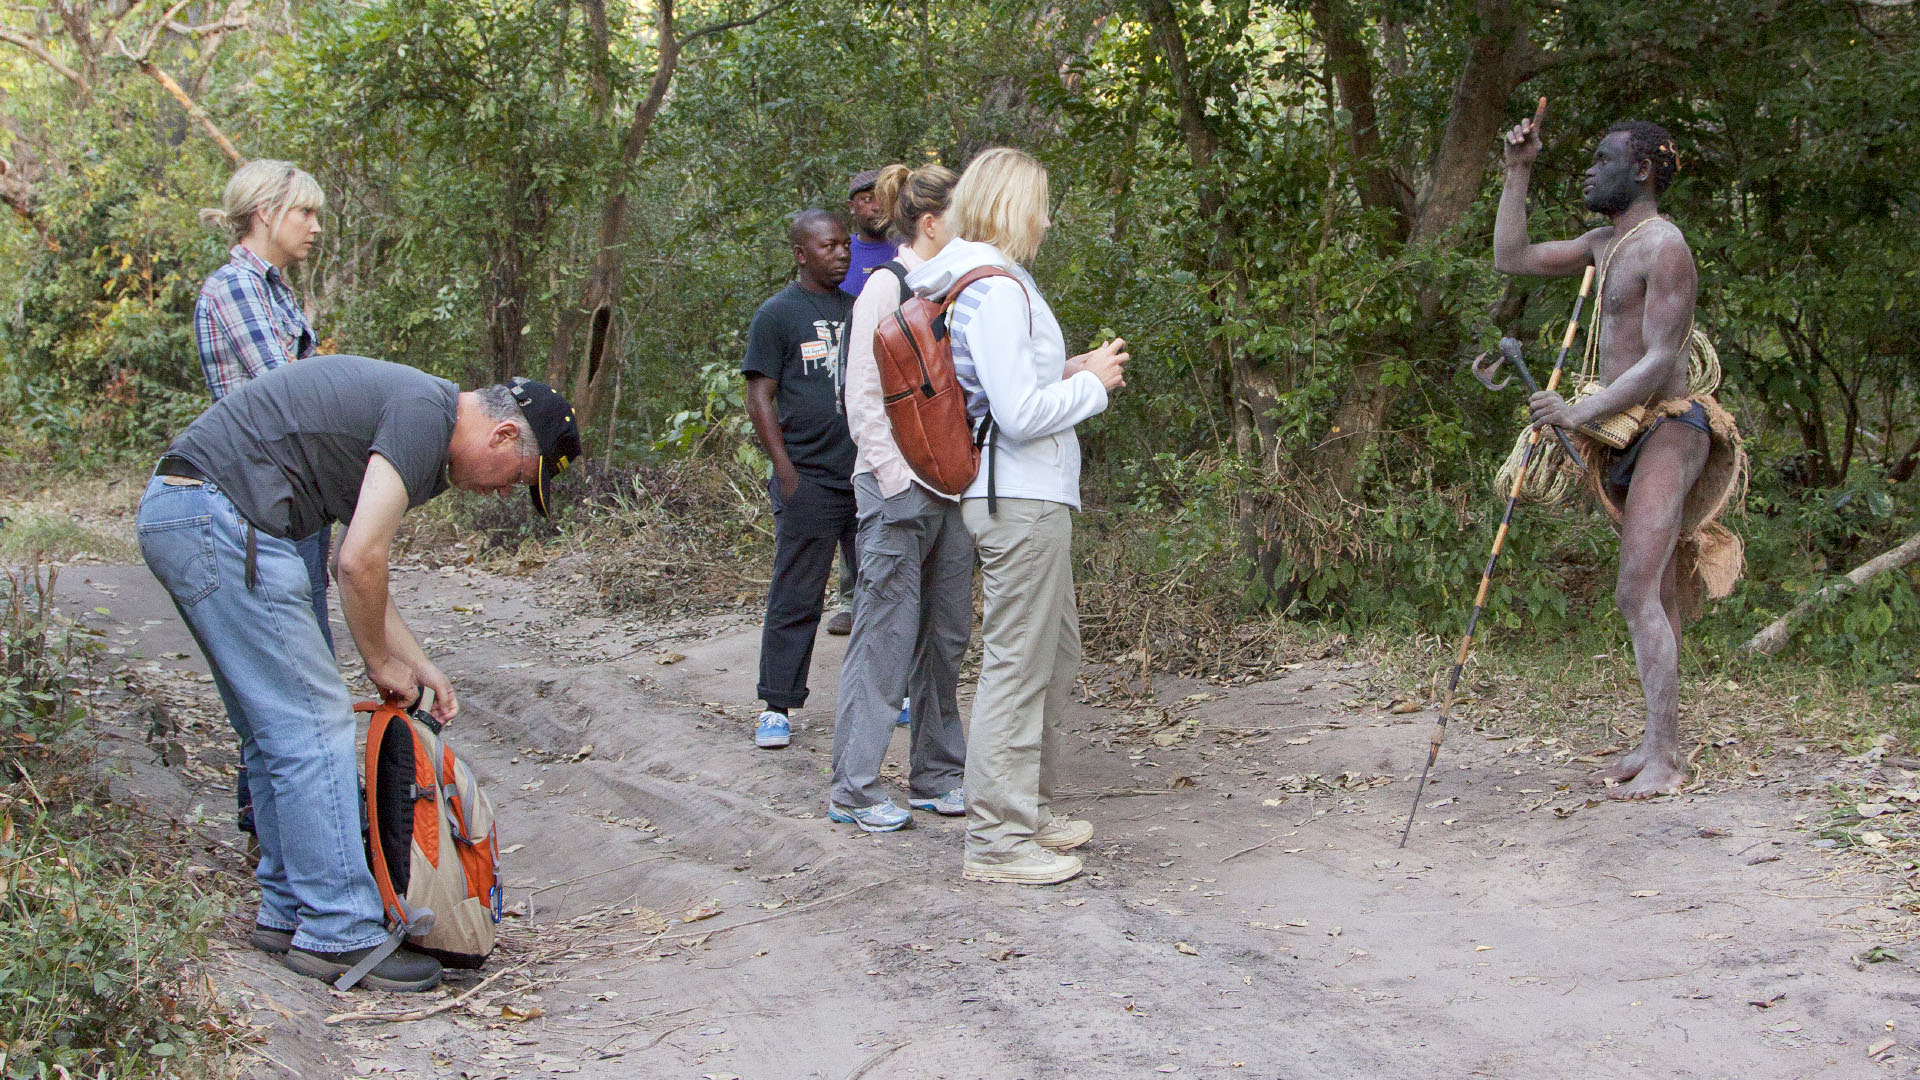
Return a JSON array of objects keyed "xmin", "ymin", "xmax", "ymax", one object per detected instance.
[{"xmin": 0, "ymin": 570, "xmax": 231, "ymax": 1078}]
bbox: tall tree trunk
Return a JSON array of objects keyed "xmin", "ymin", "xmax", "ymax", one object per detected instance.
[
  {"xmin": 1308, "ymin": 0, "xmax": 1537, "ymax": 496},
  {"xmin": 1137, "ymin": 0, "xmax": 1276, "ymax": 574},
  {"xmin": 545, "ymin": 0, "xmax": 680, "ymax": 419},
  {"xmin": 547, "ymin": 0, "xmax": 784, "ymax": 422}
]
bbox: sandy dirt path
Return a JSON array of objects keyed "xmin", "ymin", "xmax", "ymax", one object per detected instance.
[{"xmin": 54, "ymin": 561, "xmax": 1918, "ymax": 1079}]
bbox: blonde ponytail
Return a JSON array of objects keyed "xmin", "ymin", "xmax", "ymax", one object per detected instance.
[{"xmin": 198, "ymin": 159, "xmax": 325, "ymax": 243}]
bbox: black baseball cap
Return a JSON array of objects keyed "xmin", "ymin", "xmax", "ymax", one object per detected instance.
[
  {"xmin": 507, "ymin": 377, "xmax": 582, "ymax": 518},
  {"xmin": 849, "ymin": 169, "xmax": 882, "ymax": 197}
]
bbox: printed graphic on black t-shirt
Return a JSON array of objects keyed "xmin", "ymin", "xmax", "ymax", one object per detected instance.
[{"xmin": 741, "ymin": 283, "xmax": 857, "ymax": 491}]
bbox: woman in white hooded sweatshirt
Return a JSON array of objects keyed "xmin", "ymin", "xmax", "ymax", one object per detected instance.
[{"xmin": 906, "ymin": 148, "xmax": 1129, "ymax": 886}]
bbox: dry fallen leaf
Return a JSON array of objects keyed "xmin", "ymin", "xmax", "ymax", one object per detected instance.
[
  {"xmin": 1390, "ymin": 700, "xmax": 1422, "ymax": 714},
  {"xmin": 683, "ymin": 902, "xmax": 722, "ymax": 923},
  {"xmin": 654, "ymin": 652, "xmax": 687, "ymax": 665},
  {"xmin": 1629, "ymin": 890, "xmax": 1660, "ymax": 898},
  {"xmin": 1175, "ymin": 941, "xmax": 1199, "ymax": 955},
  {"xmin": 1857, "ymin": 803, "xmax": 1894, "ymax": 818},
  {"xmin": 1867, "ymin": 1036, "xmax": 1897, "ymax": 1058},
  {"xmin": 498, "ymin": 1004, "xmax": 544, "ymax": 1021}
]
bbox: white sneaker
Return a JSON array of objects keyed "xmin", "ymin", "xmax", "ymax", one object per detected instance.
[
  {"xmin": 1034, "ymin": 814, "xmax": 1093, "ymax": 851},
  {"xmin": 963, "ymin": 848, "xmax": 1083, "ymax": 886}
]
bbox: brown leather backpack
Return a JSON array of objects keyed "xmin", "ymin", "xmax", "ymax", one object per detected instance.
[{"xmin": 871, "ymin": 264, "xmax": 1028, "ymax": 500}]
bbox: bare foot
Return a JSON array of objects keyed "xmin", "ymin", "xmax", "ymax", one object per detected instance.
[
  {"xmin": 1589, "ymin": 745, "xmax": 1654, "ymax": 786},
  {"xmin": 1607, "ymin": 757, "xmax": 1686, "ymax": 800}
]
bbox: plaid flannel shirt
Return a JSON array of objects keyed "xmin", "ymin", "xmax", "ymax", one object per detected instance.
[{"xmin": 193, "ymin": 245, "xmax": 316, "ymax": 401}]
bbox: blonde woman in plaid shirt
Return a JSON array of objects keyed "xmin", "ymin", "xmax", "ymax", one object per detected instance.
[{"xmin": 195, "ymin": 160, "xmax": 328, "ymax": 842}]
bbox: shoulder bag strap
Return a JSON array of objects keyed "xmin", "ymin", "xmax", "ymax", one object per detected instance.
[{"xmin": 880, "ymin": 259, "xmax": 913, "ymax": 304}]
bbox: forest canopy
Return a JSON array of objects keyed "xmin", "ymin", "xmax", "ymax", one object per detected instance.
[{"xmin": 3, "ymin": 0, "xmax": 1917, "ymax": 674}]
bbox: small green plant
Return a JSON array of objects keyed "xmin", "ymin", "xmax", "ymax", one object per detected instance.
[{"xmin": 0, "ymin": 568, "xmax": 237, "ymax": 1079}]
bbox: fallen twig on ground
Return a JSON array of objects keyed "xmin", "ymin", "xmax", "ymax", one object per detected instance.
[
  {"xmin": 1220, "ymin": 835, "xmax": 1282, "ymax": 863},
  {"xmin": 845, "ymin": 1041, "xmax": 908, "ymax": 1080},
  {"xmin": 324, "ymin": 957, "xmax": 540, "ymax": 1025},
  {"xmin": 1055, "ymin": 787, "xmax": 1182, "ymax": 801},
  {"xmin": 530, "ymin": 855, "xmax": 676, "ymax": 896},
  {"xmin": 657, "ymin": 877, "xmax": 903, "ymax": 945}
]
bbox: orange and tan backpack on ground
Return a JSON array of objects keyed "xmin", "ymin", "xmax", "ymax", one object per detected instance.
[{"xmin": 354, "ymin": 700, "xmax": 501, "ymax": 982}]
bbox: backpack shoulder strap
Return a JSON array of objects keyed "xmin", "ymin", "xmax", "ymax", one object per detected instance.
[
  {"xmin": 880, "ymin": 259, "xmax": 913, "ymax": 304},
  {"xmin": 943, "ymin": 266, "xmax": 1033, "ymax": 334}
]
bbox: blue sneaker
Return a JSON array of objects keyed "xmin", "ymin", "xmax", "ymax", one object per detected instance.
[
  {"xmin": 754, "ymin": 710, "xmax": 790, "ymax": 749},
  {"xmin": 827, "ymin": 799, "xmax": 912, "ymax": 833},
  {"xmin": 897, "ymin": 697, "xmax": 912, "ymax": 727},
  {"xmin": 908, "ymin": 788, "xmax": 965, "ymax": 816}
]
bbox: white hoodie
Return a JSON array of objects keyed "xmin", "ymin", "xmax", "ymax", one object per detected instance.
[{"xmin": 904, "ymin": 239, "xmax": 1109, "ymax": 509}]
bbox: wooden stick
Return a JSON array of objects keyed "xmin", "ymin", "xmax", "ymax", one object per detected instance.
[
  {"xmin": 656, "ymin": 876, "xmax": 902, "ymax": 944},
  {"xmin": 1219, "ymin": 834, "xmax": 1282, "ymax": 864},
  {"xmin": 845, "ymin": 1042, "xmax": 908, "ymax": 1080},
  {"xmin": 1742, "ymin": 529, "xmax": 1920, "ymax": 655},
  {"xmin": 1400, "ymin": 268, "xmax": 1594, "ymax": 849}
]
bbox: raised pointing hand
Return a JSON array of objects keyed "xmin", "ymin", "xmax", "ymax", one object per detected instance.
[{"xmin": 1503, "ymin": 96, "xmax": 1547, "ymax": 168}]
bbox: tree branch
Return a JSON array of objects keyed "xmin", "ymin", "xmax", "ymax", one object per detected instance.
[
  {"xmin": 0, "ymin": 27, "xmax": 91, "ymax": 93},
  {"xmin": 681, "ymin": 0, "xmax": 791, "ymax": 45},
  {"xmin": 135, "ymin": 57, "xmax": 243, "ymax": 162},
  {"xmin": 1742, "ymin": 531, "xmax": 1920, "ymax": 655}
]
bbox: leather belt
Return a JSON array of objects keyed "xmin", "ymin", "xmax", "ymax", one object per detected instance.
[{"xmin": 154, "ymin": 455, "xmax": 210, "ymax": 482}]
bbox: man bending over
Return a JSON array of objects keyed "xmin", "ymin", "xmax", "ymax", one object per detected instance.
[{"xmin": 137, "ymin": 356, "xmax": 579, "ymax": 989}]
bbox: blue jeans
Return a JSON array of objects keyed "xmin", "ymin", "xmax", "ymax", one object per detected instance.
[
  {"xmin": 298, "ymin": 528, "xmax": 334, "ymax": 654},
  {"xmin": 137, "ymin": 476, "xmax": 387, "ymax": 952},
  {"xmin": 237, "ymin": 527, "xmax": 331, "ymax": 833}
]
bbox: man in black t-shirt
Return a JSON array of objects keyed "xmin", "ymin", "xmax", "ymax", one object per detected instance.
[
  {"xmin": 137, "ymin": 357, "xmax": 580, "ymax": 992},
  {"xmin": 742, "ymin": 210, "xmax": 857, "ymax": 749}
]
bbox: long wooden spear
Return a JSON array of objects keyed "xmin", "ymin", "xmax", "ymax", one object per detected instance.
[{"xmin": 1399, "ymin": 265, "xmax": 1595, "ymax": 847}]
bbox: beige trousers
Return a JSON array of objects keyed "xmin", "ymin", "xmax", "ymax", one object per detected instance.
[{"xmin": 960, "ymin": 497, "xmax": 1080, "ymax": 861}]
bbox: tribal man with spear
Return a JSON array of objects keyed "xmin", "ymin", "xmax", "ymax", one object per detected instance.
[{"xmin": 1491, "ymin": 108, "xmax": 1744, "ymax": 800}]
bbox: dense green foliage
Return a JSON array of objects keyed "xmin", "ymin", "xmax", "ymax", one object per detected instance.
[
  {"xmin": 0, "ymin": 571, "xmax": 229, "ymax": 1077},
  {"xmin": 3, "ymin": 0, "xmax": 1916, "ymax": 675}
]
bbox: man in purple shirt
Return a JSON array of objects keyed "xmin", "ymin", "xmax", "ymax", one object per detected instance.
[{"xmin": 842, "ymin": 169, "xmax": 900, "ymax": 300}]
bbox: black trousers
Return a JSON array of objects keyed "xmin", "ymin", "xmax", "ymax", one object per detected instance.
[{"xmin": 757, "ymin": 475, "xmax": 858, "ymax": 710}]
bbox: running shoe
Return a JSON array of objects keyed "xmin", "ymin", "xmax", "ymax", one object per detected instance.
[
  {"xmin": 826, "ymin": 799, "xmax": 912, "ymax": 832},
  {"xmin": 909, "ymin": 788, "xmax": 965, "ymax": 816}
]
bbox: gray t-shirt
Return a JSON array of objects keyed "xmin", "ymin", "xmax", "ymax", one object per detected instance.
[{"xmin": 167, "ymin": 355, "xmax": 458, "ymax": 539}]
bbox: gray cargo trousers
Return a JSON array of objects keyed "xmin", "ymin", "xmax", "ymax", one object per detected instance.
[{"xmin": 829, "ymin": 473, "xmax": 972, "ymax": 808}]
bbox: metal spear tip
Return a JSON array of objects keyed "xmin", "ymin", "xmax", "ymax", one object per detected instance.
[{"xmin": 1470, "ymin": 350, "xmax": 1510, "ymax": 392}]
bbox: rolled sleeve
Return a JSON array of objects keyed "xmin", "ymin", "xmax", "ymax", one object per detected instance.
[{"xmin": 845, "ymin": 269, "xmax": 921, "ymax": 497}]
